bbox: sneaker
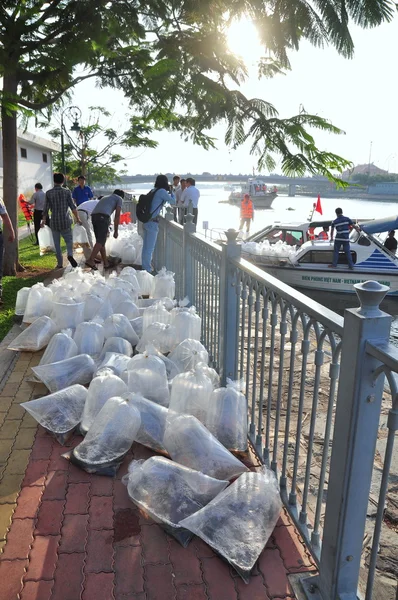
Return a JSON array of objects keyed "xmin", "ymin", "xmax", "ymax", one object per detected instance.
[
  {"xmin": 55, "ymin": 264, "xmax": 63, "ymax": 269},
  {"xmin": 68, "ymin": 255, "xmax": 78, "ymax": 268}
]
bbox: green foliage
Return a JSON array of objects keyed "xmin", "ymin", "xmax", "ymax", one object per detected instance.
[{"xmin": 0, "ymin": 0, "xmax": 396, "ymax": 184}]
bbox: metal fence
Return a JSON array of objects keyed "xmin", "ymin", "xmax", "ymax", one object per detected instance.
[{"xmin": 154, "ymin": 214, "xmax": 397, "ymax": 600}]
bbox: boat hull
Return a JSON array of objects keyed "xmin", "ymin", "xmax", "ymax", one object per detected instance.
[
  {"xmin": 257, "ymin": 263, "xmax": 398, "ymax": 296},
  {"xmin": 228, "ymin": 192, "xmax": 277, "ymax": 209}
]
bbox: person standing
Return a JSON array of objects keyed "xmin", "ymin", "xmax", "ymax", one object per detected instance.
[
  {"xmin": 72, "ymin": 175, "xmax": 93, "ymax": 207},
  {"xmin": 85, "ymin": 189, "xmax": 124, "ymax": 270},
  {"xmin": 171, "ymin": 175, "xmax": 180, "ymax": 222},
  {"xmin": 175, "ymin": 178, "xmax": 186, "ymax": 224},
  {"xmin": 142, "ymin": 175, "xmax": 175, "ymax": 273},
  {"xmin": 181, "ymin": 177, "xmax": 200, "ymax": 225},
  {"xmin": 41, "ymin": 172, "xmax": 81, "ymax": 269},
  {"xmin": 0, "ymin": 198, "xmax": 16, "ymax": 305},
  {"xmin": 28, "ymin": 183, "xmax": 46, "ymax": 245},
  {"xmin": 239, "ymin": 194, "xmax": 254, "ymax": 233},
  {"xmin": 384, "ymin": 230, "xmax": 397, "ymax": 254},
  {"xmin": 328, "ymin": 207, "xmax": 355, "ymax": 270}
]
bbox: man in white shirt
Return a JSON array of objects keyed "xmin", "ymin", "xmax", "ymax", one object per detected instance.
[
  {"xmin": 76, "ymin": 198, "xmax": 99, "ymax": 250},
  {"xmin": 28, "ymin": 183, "xmax": 46, "ymax": 245},
  {"xmin": 181, "ymin": 177, "xmax": 200, "ymax": 225},
  {"xmin": 175, "ymin": 178, "xmax": 186, "ymax": 224}
]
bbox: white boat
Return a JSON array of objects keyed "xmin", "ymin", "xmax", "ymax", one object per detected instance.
[
  {"xmin": 241, "ymin": 216, "xmax": 398, "ymax": 296},
  {"xmin": 228, "ymin": 178, "xmax": 277, "ymax": 209}
]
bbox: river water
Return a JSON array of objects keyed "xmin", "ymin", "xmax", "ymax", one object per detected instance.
[{"xmin": 127, "ymin": 182, "xmax": 398, "ymax": 340}]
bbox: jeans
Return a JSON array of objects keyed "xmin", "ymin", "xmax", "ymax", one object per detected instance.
[
  {"xmin": 333, "ymin": 240, "xmax": 354, "ymax": 268},
  {"xmin": 142, "ymin": 221, "xmax": 159, "ymax": 272},
  {"xmin": 77, "ymin": 210, "xmax": 95, "ymax": 248},
  {"xmin": 52, "ymin": 228, "xmax": 73, "ymax": 266},
  {"xmin": 0, "ymin": 232, "xmax": 3, "ymax": 298},
  {"xmin": 33, "ymin": 210, "xmax": 43, "ymax": 244}
]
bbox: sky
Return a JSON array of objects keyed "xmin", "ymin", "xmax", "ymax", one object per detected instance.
[{"xmin": 37, "ymin": 15, "xmax": 398, "ymax": 176}]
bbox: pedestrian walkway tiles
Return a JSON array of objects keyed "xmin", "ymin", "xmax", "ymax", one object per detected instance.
[{"xmin": 0, "ymin": 352, "xmax": 317, "ymax": 599}]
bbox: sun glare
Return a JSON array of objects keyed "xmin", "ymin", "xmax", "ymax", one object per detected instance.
[{"xmin": 226, "ymin": 18, "xmax": 263, "ymax": 67}]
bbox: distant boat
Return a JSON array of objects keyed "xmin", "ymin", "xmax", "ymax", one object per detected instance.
[
  {"xmin": 224, "ymin": 183, "xmax": 237, "ymax": 191},
  {"xmin": 227, "ymin": 178, "xmax": 277, "ymax": 209}
]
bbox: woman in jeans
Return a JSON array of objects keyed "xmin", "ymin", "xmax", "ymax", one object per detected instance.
[{"xmin": 142, "ymin": 175, "xmax": 175, "ymax": 273}]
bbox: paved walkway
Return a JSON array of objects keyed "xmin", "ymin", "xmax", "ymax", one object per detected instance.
[{"xmin": 0, "ymin": 351, "xmax": 318, "ymax": 600}]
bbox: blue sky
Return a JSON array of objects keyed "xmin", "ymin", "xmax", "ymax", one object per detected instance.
[{"xmin": 40, "ymin": 16, "xmax": 398, "ymax": 176}]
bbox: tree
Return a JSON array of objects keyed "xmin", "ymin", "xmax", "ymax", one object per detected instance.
[
  {"xmin": 0, "ymin": 0, "xmax": 395, "ymax": 274},
  {"xmin": 48, "ymin": 106, "xmax": 155, "ymax": 188}
]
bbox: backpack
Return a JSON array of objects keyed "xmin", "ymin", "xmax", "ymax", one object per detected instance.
[{"xmin": 136, "ymin": 189, "xmax": 164, "ymax": 223}]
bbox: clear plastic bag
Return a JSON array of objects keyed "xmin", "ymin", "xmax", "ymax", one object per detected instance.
[
  {"xmin": 21, "ymin": 385, "xmax": 87, "ymax": 444},
  {"xmin": 72, "ymin": 397, "xmax": 141, "ymax": 474},
  {"xmin": 127, "ymin": 393, "xmax": 168, "ymax": 453},
  {"xmin": 169, "ymin": 367, "xmax": 213, "ymax": 423},
  {"xmin": 84, "ymin": 294, "xmax": 104, "ymax": 321},
  {"xmin": 98, "ymin": 337, "xmax": 133, "ymax": 360},
  {"xmin": 173, "ymin": 308, "xmax": 201, "ymax": 344},
  {"xmin": 115, "ymin": 301, "xmax": 140, "ymax": 321},
  {"xmin": 80, "ymin": 372, "xmax": 128, "ymax": 434},
  {"xmin": 206, "ymin": 379, "xmax": 248, "ymax": 452},
  {"xmin": 52, "ymin": 301, "xmax": 85, "ymax": 330},
  {"xmin": 96, "ymin": 352, "xmax": 132, "ymax": 377},
  {"xmin": 23, "ymin": 283, "xmax": 53, "ymax": 324},
  {"xmin": 163, "ymin": 414, "xmax": 248, "ymax": 480},
  {"xmin": 130, "ymin": 317, "xmax": 143, "ymax": 339},
  {"xmin": 135, "ymin": 270, "xmax": 155, "ymax": 296},
  {"xmin": 121, "ymin": 243, "xmax": 137, "ymax": 265},
  {"xmin": 73, "ymin": 322, "xmax": 105, "ymax": 356},
  {"xmin": 124, "ymin": 456, "xmax": 229, "ymax": 546},
  {"xmin": 196, "ymin": 362, "xmax": 220, "ymax": 389},
  {"xmin": 137, "ymin": 344, "xmax": 179, "ymax": 380},
  {"xmin": 90, "ymin": 280, "xmax": 111, "ymax": 300},
  {"xmin": 179, "ymin": 469, "xmax": 282, "ymax": 582},
  {"xmin": 136, "ymin": 323, "xmax": 177, "ymax": 355},
  {"xmin": 72, "ymin": 224, "xmax": 89, "ymax": 248},
  {"xmin": 152, "ymin": 267, "xmax": 175, "ymax": 300},
  {"xmin": 142, "ymin": 301, "xmax": 171, "ymax": 332},
  {"xmin": 108, "ymin": 288, "xmax": 131, "ymax": 311},
  {"xmin": 103, "ymin": 314, "xmax": 139, "ymax": 347},
  {"xmin": 8, "ymin": 316, "xmax": 58, "ymax": 352},
  {"xmin": 96, "ymin": 298, "xmax": 113, "ymax": 320},
  {"xmin": 120, "ymin": 267, "xmax": 141, "ymax": 293},
  {"xmin": 15, "ymin": 287, "xmax": 31, "ymax": 316},
  {"xmin": 168, "ymin": 339, "xmax": 209, "ymax": 372},
  {"xmin": 32, "ymin": 354, "xmax": 96, "ymax": 393},
  {"xmin": 126, "ymin": 368, "xmax": 169, "ymax": 407},
  {"xmin": 39, "ymin": 331, "xmax": 78, "ymax": 366},
  {"xmin": 38, "ymin": 225, "xmax": 55, "ymax": 256}
]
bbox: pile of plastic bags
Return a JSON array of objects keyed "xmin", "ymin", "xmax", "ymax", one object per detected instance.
[
  {"xmin": 242, "ymin": 239, "xmax": 297, "ymax": 263},
  {"xmin": 10, "ymin": 264, "xmax": 281, "ymax": 582}
]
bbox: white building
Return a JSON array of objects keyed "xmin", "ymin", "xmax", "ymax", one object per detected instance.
[{"xmin": 0, "ymin": 130, "xmax": 60, "ymax": 198}]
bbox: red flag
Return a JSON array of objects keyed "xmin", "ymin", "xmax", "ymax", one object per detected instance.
[{"xmin": 315, "ymin": 194, "xmax": 323, "ymax": 215}]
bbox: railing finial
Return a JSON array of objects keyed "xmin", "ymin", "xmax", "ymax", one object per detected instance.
[
  {"xmin": 354, "ymin": 280, "xmax": 389, "ymax": 317},
  {"xmin": 224, "ymin": 229, "xmax": 239, "ymax": 244},
  {"xmin": 185, "ymin": 212, "xmax": 194, "ymax": 225}
]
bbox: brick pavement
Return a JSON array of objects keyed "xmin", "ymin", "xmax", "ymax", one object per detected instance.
[{"xmin": 0, "ymin": 351, "xmax": 318, "ymax": 600}]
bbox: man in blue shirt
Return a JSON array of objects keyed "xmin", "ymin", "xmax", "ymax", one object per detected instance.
[
  {"xmin": 142, "ymin": 175, "xmax": 175, "ymax": 272},
  {"xmin": 72, "ymin": 175, "xmax": 93, "ymax": 207},
  {"xmin": 328, "ymin": 207, "xmax": 356, "ymax": 269}
]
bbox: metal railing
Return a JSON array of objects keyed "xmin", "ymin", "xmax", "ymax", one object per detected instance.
[{"xmin": 153, "ymin": 213, "xmax": 397, "ymax": 600}]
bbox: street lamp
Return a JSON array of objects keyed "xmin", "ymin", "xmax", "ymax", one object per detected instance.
[{"xmin": 60, "ymin": 105, "xmax": 82, "ymax": 178}]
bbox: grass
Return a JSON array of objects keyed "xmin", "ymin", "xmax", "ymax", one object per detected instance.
[{"xmin": 0, "ymin": 236, "xmax": 66, "ymax": 342}]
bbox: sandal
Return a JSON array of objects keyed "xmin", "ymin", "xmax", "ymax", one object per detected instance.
[{"xmin": 85, "ymin": 261, "xmax": 98, "ymax": 271}]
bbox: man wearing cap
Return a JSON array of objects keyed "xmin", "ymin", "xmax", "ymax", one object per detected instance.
[{"xmin": 239, "ymin": 194, "xmax": 254, "ymax": 233}]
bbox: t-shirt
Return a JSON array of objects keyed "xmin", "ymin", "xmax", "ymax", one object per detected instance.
[
  {"xmin": 332, "ymin": 215, "xmax": 353, "ymax": 241},
  {"xmin": 181, "ymin": 185, "xmax": 200, "ymax": 208},
  {"xmin": 28, "ymin": 190, "xmax": 46, "ymax": 211},
  {"xmin": 91, "ymin": 193, "xmax": 123, "ymax": 217},
  {"xmin": 77, "ymin": 200, "xmax": 99, "ymax": 215},
  {"xmin": 72, "ymin": 185, "xmax": 93, "ymax": 206},
  {"xmin": 384, "ymin": 236, "xmax": 397, "ymax": 252}
]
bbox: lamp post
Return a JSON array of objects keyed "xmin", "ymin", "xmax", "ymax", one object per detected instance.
[{"xmin": 60, "ymin": 105, "xmax": 82, "ymax": 177}]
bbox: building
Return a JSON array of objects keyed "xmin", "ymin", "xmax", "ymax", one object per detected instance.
[
  {"xmin": 368, "ymin": 181, "xmax": 398, "ymax": 195},
  {"xmin": 0, "ymin": 129, "xmax": 60, "ymax": 197}
]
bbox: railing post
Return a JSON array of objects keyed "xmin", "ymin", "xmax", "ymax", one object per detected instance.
[
  {"xmin": 219, "ymin": 229, "xmax": 241, "ymax": 386},
  {"xmin": 163, "ymin": 207, "xmax": 174, "ymax": 269},
  {"xmin": 301, "ymin": 281, "xmax": 392, "ymax": 600},
  {"xmin": 183, "ymin": 212, "xmax": 196, "ymax": 303}
]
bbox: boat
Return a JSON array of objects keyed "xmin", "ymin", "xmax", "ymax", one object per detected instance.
[
  {"xmin": 240, "ymin": 216, "xmax": 398, "ymax": 296},
  {"xmin": 224, "ymin": 183, "xmax": 238, "ymax": 191},
  {"xmin": 227, "ymin": 178, "xmax": 278, "ymax": 209}
]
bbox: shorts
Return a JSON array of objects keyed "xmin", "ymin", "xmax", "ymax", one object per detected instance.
[{"xmin": 91, "ymin": 213, "xmax": 111, "ymax": 245}]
